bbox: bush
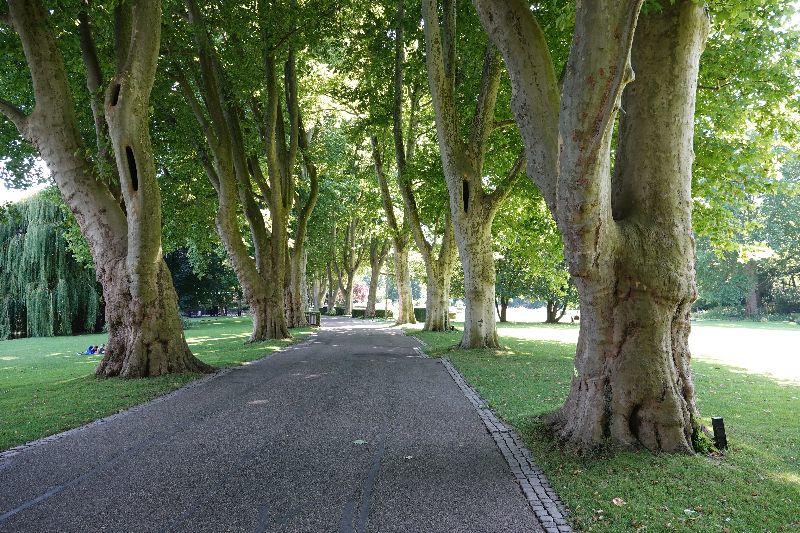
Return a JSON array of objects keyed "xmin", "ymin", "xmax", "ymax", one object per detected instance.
[
  {"xmin": 770, "ymin": 285, "xmax": 800, "ymax": 314},
  {"xmin": 414, "ymin": 307, "xmax": 426, "ymax": 322},
  {"xmin": 352, "ymin": 309, "xmax": 365, "ymax": 318},
  {"xmin": 374, "ymin": 309, "xmax": 393, "ymax": 319},
  {"xmin": 320, "ymin": 306, "xmax": 346, "ymax": 316}
]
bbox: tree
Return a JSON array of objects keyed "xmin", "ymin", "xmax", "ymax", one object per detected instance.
[
  {"xmin": 474, "ymin": 0, "xmax": 708, "ymax": 452},
  {"xmin": 371, "ymin": 137, "xmax": 417, "ymax": 325},
  {"xmin": 420, "ymin": 0, "xmax": 525, "ymax": 348},
  {"xmin": 366, "ymin": 236, "xmax": 390, "ymax": 318},
  {"xmin": 0, "ymin": 191, "xmax": 101, "ymax": 339},
  {"xmin": 0, "ymin": 0, "xmax": 209, "ymax": 377}
]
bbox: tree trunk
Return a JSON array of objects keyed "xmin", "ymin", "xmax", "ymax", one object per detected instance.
[
  {"xmin": 96, "ymin": 260, "xmax": 209, "ymax": 377},
  {"xmin": 311, "ymin": 276, "xmax": 326, "ymax": 313},
  {"xmin": 326, "ymin": 262, "xmax": 338, "ymax": 315},
  {"xmin": 546, "ymin": 1, "xmax": 708, "ymax": 453},
  {"xmin": 366, "ymin": 267, "xmax": 380, "ymax": 318},
  {"xmin": 425, "ymin": 267, "xmax": 452, "ymax": 331},
  {"xmin": 545, "ymin": 300, "xmax": 557, "ymax": 323},
  {"xmin": 286, "ymin": 248, "xmax": 309, "ymax": 328},
  {"xmin": 394, "ymin": 244, "xmax": 416, "ymax": 324},
  {"xmin": 250, "ymin": 294, "xmax": 290, "ymax": 341},
  {"xmin": 456, "ymin": 212, "xmax": 499, "ymax": 348},
  {"xmin": 499, "ymin": 296, "xmax": 508, "ymax": 323},
  {"xmin": 2, "ymin": 0, "xmax": 209, "ymax": 378},
  {"xmin": 744, "ymin": 260, "xmax": 759, "ymax": 318},
  {"xmin": 343, "ymin": 273, "xmax": 355, "ymax": 315}
]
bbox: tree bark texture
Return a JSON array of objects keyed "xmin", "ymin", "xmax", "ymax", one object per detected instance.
[
  {"xmin": 393, "ymin": 243, "xmax": 416, "ymax": 324},
  {"xmin": 475, "ymin": 0, "xmax": 708, "ymax": 452},
  {"xmin": 2, "ymin": 0, "xmax": 209, "ymax": 377}
]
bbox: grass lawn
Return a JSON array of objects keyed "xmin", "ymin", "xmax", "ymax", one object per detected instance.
[
  {"xmin": 411, "ymin": 323, "xmax": 800, "ymax": 532},
  {"xmin": 0, "ymin": 317, "xmax": 310, "ymax": 452}
]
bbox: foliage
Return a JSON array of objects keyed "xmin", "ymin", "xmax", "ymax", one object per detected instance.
[
  {"xmin": 0, "ymin": 191, "xmax": 101, "ymax": 339},
  {"xmin": 165, "ymin": 248, "xmax": 241, "ymax": 315}
]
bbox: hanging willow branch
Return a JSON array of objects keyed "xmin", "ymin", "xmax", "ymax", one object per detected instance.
[{"xmin": 0, "ymin": 193, "xmax": 102, "ymax": 339}]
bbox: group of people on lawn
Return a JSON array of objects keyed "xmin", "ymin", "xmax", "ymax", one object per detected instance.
[{"xmin": 80, "ymin": 344, "xmax": 105, "ymax": 355}]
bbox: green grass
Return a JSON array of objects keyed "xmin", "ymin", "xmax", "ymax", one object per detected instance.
[
  {"xmin": 0, "ymin": 317, "xmax": 310, "ymax": 452},
  {"xmin": 412, "ymin": 323, "xmax": 800, "ymax": 532},
  {"xmin": 691, "ymin": 318, "xmax": 800, "ymax": 331}
]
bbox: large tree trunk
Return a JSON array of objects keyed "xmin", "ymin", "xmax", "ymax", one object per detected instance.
[
  {"xmin": 326, "ymin": 262, "xmax": 338, "ymax": 315},
  {"xmin": 547, "ymin": 1, "xmax": 708, "ymax": 453},
  {"xmin": 366, "ymin": 241, "xmax": 388, "ymax": 318},
  {"xmin": 3, "ymin": 0, "xmax": 209, "ymax": 378},
  {"xmin": 545, "ymin": 300, "xmax": 558, "ymax": 324},
  {"xmin": 424, "ymin": 266, "xmax": 452, "ymax": 331},
  {"xmin": 343, "ymin": 273, "xmax": 355, "ymax": 315},
  {"xmin": 96, "ymin": 260, "xmax": 208, "ymax": 376},
  {"xmin": 366, "ymin": 268, "xmax": 380, "ymax": 318},
  {"xmin": 286, "ymin": 248, "xmax": 309, "ymax": 327},
  {"xmin": 394, "ymin": 244, "xmax": 416, "ymax": 325},
  {"xmin": 311, "ymin": 275, "xmax": 326, "ymax": 313},
  {"xmin": 456, "ymin": 211, "xmax": 499, "ymax": 348}
]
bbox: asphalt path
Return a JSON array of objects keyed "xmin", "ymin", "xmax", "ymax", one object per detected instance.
[{"xmin": 0, "ymin": 317, "xmax": 539, "ymax": 532}]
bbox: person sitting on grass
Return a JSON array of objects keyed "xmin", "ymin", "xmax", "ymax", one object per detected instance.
[
  {"xmin": 98, "ymin": 344, "xmax": 106, "ymax": 354},
  {"xmin": 79, "ymin": 345, "xmax": 94, "ymax": 355}
]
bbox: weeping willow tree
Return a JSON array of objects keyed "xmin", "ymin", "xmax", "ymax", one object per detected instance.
[{"xmin": 0, "ymin": 192, "xmax": 101, "ymax": 339}]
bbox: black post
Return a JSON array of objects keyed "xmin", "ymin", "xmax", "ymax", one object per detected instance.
[{"xmin": 711, "ymin": 417, "xmax": 727, "ymax": 450}]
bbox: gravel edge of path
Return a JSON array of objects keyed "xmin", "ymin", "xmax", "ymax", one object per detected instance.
[{"xmin": 0, "ymin": 332, "xmax": 319, "ymax": 463}]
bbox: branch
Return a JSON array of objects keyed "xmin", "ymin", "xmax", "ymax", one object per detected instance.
[
  {"xmin": 420, "ymin": 0, "xmax": 462, "ymax": 154},
  {"xmin": 488, "ymin": 149, "xmax": 525, "ymax": 210},
  {"xmin": 247, "ymin": 155, "xmax": 272, "ymax": 202},
  {"xmin": 392, "ymin": 0, "xmax": 407, "ymax": 173},
  {"xmin": 468, "ymin": 43, "xmax": 502, "ymax": 169},
  {"xmin": 371, "ymin": 136, "xmax": 402, "ymax": 240},
  {"xmin": 0, "ymin": 97, "xmax": 28, "ymax": 133},
  {"xmin": 472, "ymin": 0, "xmax": 561, "ymax": 214}
]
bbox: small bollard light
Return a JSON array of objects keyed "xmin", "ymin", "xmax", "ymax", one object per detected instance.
[{"xmin": 712, "ymin": 417, "xmax": 728, "ymax": 450}]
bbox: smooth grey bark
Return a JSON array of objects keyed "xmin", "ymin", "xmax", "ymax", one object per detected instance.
[
  {"xmin": 420, "ymin": 0, "xmax": 523, "ymax": 347},
  {"xmin": 474, "ymin": 0, "xmax": 708, "ymax": 452},
  {"xmin": 744, "ymin": 260, "xmax": 760, "ymax": 318},
  {"xmin": 1, "ymin": 0, "xmax": 209, "ymax": 377}
]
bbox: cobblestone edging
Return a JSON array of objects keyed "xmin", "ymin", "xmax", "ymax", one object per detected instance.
[
  {"xmin": 440, "ymin": 358, "xmax": 573, "ymax": 533},
  {"xmin": 0, "ymin": 333, "xmax": 318, "ymax": 463}
]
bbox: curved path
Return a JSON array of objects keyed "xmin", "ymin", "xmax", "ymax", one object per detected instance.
[{"xmin": 0, "ymin": 317, "xmax": 539, "ymax": 532}]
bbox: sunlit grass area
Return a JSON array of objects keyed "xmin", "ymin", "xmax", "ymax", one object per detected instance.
[
  {"xmin": 411, "ymin": 322, "xmax": 800, "ymax": 532},
  {"xmin": 0, "ymin": 317, "xmax": 310, "ymax": 452}
]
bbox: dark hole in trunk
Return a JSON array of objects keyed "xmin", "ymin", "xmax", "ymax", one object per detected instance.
[
  {"xmin": 462, "ymin": 180, "xmax": 470, "ymax": 212},
  {"xmin": 126, "ymin": 146, "xmax": 138, "ymax": 192},
  {"xmin": 110, "ymin": 83, "xmax": 121, "ymax": 106}
]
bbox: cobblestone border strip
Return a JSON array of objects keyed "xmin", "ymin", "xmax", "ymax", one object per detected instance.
[
  {"xmin": 0, "ymin": 332, "xmax": 318, "ymax": 463},
  {"xmin": 440, "ymin": 358, "xmax": 573, "ymax": 533}
]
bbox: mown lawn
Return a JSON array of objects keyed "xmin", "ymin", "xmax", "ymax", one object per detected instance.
[
  {"xmin": 0, "ymin": 317, "xmax": 310, "ymax": 451},
  {"xmin": 411, "ymin": 323, "xmax": 800, "ymax": 532}
]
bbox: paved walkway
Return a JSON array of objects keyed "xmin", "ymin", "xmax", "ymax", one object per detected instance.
[{"xmin": 0, "ymin": 317, "xmax": 541, "ymax": 532}]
